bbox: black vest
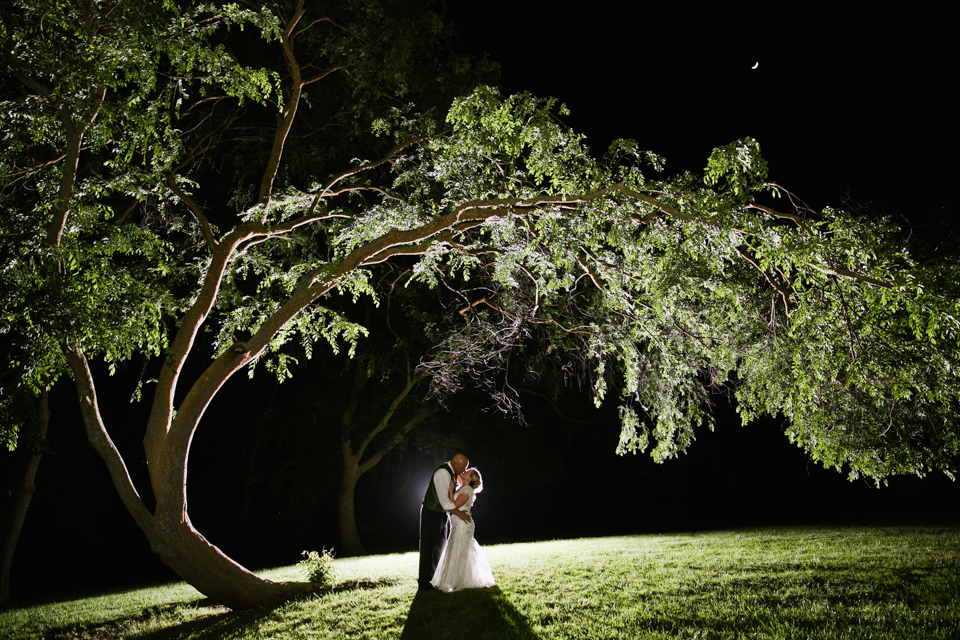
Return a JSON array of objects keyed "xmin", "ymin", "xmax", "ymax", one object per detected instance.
[{"xmin": 422, "ymin": 463, "xmax": 454, "ymax": 512}]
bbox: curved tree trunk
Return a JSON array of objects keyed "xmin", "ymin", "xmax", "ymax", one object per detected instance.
[
  {"xmin": 0, "ymin": 388, "xmax": 51, "ymax": 604},
  {"xmin": 151, "ymin": 515, "xmax": 317, "ymax": 608},
  {"xmin": 53, "ymin": 151, "xmax": 509, "ymax": 604},
  {"xmin": 61, "ymin": 320, "xmax": 327, "ymax": 608},
  {"xmin": 338, "ymin": 466, "xmax": 365, "ymax": 557}
]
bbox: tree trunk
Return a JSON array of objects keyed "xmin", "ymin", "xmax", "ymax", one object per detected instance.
[
  {"xmin": 337, "ymin": 462, "xmax": 366, "ymax": 557},
  {"xmin": 149, "ymin": 514, "xmax": 318, "ymax": 609},
  {"xmin": 0, "ymin": 388, "xmax": 51, "ymax": 604},
  {"xmin": 62, "ymin": 332, "xmax": 324, "ymax": 609}
]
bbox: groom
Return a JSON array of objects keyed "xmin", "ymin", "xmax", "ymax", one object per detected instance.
[{"xmin": 418, "ymin": 453, "xmax": 471, "ymax": 590}]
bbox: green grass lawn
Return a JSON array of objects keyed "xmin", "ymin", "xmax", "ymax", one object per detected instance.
[{"xmin": 2, "ymin": 525, "xmax": 958, "ymax": 639}]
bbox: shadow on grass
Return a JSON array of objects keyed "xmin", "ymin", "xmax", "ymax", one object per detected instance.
[
  {"xmin": 401, "ymin": 586, "xmax": 540, "ymax": 640},
  {"xmin": 44, "ymin": 579, "xmax": 401, "ymax": 639},
  {"xmin": 134, "ymin": 600, "xmax": 278, "ymax": 640},
  {"xmin": 40, "ymin": 599, "xmax": 268, "ymax": 640}
]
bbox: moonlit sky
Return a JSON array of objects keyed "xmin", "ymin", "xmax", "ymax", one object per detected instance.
[{"xmin": 447, "ymin": 3, "xmax": 955, "ymax": 228}]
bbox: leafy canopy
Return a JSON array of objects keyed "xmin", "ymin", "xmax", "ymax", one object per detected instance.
[{"xmin": 1, "ymin": 1, "xmax": 957, "ymax": 485}]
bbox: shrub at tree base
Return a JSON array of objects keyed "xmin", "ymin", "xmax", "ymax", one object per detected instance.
[{"xmin": 299, "ymin": 549, "xmax": 338, "ymax": 587}]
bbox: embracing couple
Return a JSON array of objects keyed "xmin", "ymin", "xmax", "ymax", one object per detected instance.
[{"xmin": 418, "ymin": 453, "xmax": 496, "ymax": 592}]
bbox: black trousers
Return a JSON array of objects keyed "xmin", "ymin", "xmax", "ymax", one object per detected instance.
[{"xmin": 418, "ymin": 506, "xmax": 449, "ymax": 588}]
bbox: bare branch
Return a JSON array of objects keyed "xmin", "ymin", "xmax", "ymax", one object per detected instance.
[
  {"xmin": 317, "ymin": 134, "xmax": 436, "ymax": 199},
  {"xmin": 459, "ymin": 297, "xmax": 596, "ymax": 336},
  {"xmin": 736, "ymin": 246, "xmax": 791, "ymax": 315},
  {"xmin": 61, "ymin": 338, "xmax": 156, "ymax": 536},
  {"xmin": 165, "ymin": 173, "xmax": 218, "ymax": 250},
  {"xmin": 258, "ymin": 0, "xmax": 307, "ymax": 207},
  {"xmin": 747, "ymin": 202, "xmax": 815, "ymax": 237},
  {"xmin": 303, "ymin": 66, "xmax": 341, "ymax": 86},
  {"xmin": 357, "ymin": 398, "xmax": 434, "ymax": 476}
]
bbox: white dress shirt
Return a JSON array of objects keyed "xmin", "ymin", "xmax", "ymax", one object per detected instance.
[{"xmin": 432, "ymin": 467, "xmax": 456, "ymax": 512}]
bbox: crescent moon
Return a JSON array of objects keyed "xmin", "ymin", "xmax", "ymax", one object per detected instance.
[{"xmin": 751, "ymin": 62, "xmax": 759, "ymax": 69}]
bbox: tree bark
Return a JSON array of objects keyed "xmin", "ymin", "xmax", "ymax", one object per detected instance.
[
  {"xmin": 150, "ymin": 513, "xmax": 318, "ymax": 609},
  {"xmin": 61, "ymin": 331, "xmax": 326, "ymax": 608},
  {"xmin": 0, "ymin": 388, "xmax": 51, "ymax": 604}
]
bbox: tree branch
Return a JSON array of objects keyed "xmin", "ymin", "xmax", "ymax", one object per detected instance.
[
  {"xmin": 316, "ymin": 134, "xmax": 436, "ymax": 201},
  {"xmin": 303, "ymin": 66, "xmax": 341, "ymax": 86},
  {"xmin": 145, "ymin": 221, "xmax": 269, "ymax": 466},
  {"xmin": 747, "ymin": 202, "xmax": 815, "ymax": 236},
  {"xmin": 258, "ymin": 0, "xmax": 307, "ymax": 207},
  {"xmin": 736, "ymin": 246, "xmax": 791, "ymax": 315},
  {"xmin": 358, "ymin": 395, "xmax": 434, "ymax": 476},
  {"xmin": 62, "ymin": 338, "xmax": 156, "ymax": 536},
  {"xmin": 830, "ymin": 275, "xmax": 862, "ymax": 361},
  {"xmin": 165, "ymin": 173, "xmax": 218, "ymax": 250},
  {"xmin": 457, "ymin": 297, "xmax": 596, "ymax": 336},
  {"xmin": 805, "ymin": 262, "xmax": 893, "ymax": 289},
  {"xmin": 44, "ymin": 86, "xmax": 107, "ymax": 248}
]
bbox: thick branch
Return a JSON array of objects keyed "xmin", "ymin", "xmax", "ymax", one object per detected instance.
[
  {"xmin": 46, "ymin": 87, "xmax": 107, "ymax": 247},
  {"xmin": 258, "ymin": 0, "xmax": 306, "ymax": 207},
  {"xmin": 354, "ymin": 376, "xmax": 421, "ymax": 474},
  {"xmin": 164, "ymin": 255, "xmax": 341, "ymax": 474},
  {"xmin": 452, "ymin": 183, "xmax": 641, "ymax": 219},
  {"xmin": 145, "ymin": 222, "xmax": 268, "ymax": 467},
  {"xmin": 62, "ymin": 339, "xmax": 156, "ymax": 536},
  {"xmin": 357, "ymin": 394, "xmax": 434, "ymax": 477}
]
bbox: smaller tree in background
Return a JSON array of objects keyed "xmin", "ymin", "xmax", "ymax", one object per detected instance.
[
  {"xmin": 256, "ymin": 267, "xmax": 476, "ymax": 557},
  {"xmin": 0, "ymin": 380, "xmax": 51, "ymax": 604}
]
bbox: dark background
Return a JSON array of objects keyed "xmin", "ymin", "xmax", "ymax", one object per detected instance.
[{"xmin": 6, "ymin": 2, "xmax": 958, "ymax": 601}]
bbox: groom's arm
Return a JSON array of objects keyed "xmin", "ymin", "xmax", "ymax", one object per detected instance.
[{"xmin": 449, "ymin": 510, "xmax": 470, "ymax": 523}]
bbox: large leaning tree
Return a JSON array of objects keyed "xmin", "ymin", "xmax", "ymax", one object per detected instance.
[{"xmin": 2, "ymin": 0, "xmax": 958, "ymax": 608}]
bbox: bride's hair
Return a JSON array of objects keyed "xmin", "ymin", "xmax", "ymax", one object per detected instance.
[{"xmin": 466, "ymin": 468, "xmax": 483, "ymax": 493}]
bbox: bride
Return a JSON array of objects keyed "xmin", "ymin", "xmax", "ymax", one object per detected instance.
[{"xmin": 430, "ymin": 467, "xmax": 496, "ymax": 592}]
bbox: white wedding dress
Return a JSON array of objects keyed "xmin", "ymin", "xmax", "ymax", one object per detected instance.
[{"xmin": 430, "ymin": 485, "xmax": 496, "ymax": 592}]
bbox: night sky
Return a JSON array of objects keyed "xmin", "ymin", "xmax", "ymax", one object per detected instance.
[{"xmin": 6, "ymin": 3, "xmax": 958, "ymax": 601}]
